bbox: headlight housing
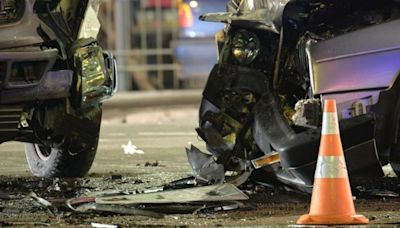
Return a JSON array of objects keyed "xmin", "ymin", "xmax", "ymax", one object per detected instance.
[
  {"xmin": 231, "ymin": 30, "xmax": 260, "ymax": 65},
  {"xmin": 73, "ymin": 40, "xmax": 117, "ymax": 107}
]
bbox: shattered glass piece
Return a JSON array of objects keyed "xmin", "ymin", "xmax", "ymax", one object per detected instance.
[
  {"xmin": 186, "ymin": 145, "xmax": 225, "ymax": 184},
  {"xmin": 95, "ymin": 183, "xmax": 248, "ymax": 205},
  {"xmin": 122, "ymin": 140, "xmax": 144, "ymax": 155}
]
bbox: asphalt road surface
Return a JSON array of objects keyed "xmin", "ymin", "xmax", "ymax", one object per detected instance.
[
  {"xmin": 0, "ymin": 105, "xmax": 400, "ymax": 227},
  {"xmin": 0, "ymin": 105, "xmax": 202, "ymax": 178}
]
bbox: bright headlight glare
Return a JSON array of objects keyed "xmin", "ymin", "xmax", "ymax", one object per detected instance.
[{"xmin": 231, "ymin": 30, "xmax": 260, "ymax": 65}]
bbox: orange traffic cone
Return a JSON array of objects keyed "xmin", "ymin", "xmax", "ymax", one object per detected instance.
[{"xmin": 297, "ymin": 99, "xmax": 369, "ymax": 225}]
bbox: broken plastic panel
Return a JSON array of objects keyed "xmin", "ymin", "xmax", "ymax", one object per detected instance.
[
  {"xmin": 186, "ymin": 144, "xmax": 225, "ymax": 184},
  {"xmin": 95, "ymin": 183, "xmax": 249, "ymax": 205},
  {"xmin": 78, "ymin": 0, "xmax": 101, "ymax": 39}
]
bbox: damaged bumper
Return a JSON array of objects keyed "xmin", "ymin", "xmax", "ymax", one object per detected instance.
[
  {"xmin": 0, "ymin": 48, "xmax": 72, "ymax": 104},
  {"xmin": 253, "ymin": 92, "xmax": 383, "ymax": 185},
  {"xmin": 199, "ymin": 63, "xmax": 383, "ymax": 189}
]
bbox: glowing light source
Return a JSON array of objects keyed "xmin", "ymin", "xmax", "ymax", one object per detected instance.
[{"xmin": 189, "ymin": 0, "xmax": 198, "ymax": 8}]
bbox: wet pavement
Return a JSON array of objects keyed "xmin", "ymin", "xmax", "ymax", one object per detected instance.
[{"xmin": 0, "ymin": 105, "xmax": 400, "ymax": 227}]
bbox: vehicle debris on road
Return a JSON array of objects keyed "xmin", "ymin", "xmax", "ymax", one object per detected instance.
[
  {"xmin": 64, "ymin": 182, "xmax": 249, "ymax": 217},
  {"xmin": 186, "ymin": 144, "xmax": 225, "ymax": 184},
  {"xmin": 29, "ymin": 192, "xmax": 58, "ymax": 216},
  {"xmin": 122, "ymin": 140, "xmax": 144, "ymax": 155},
  {"xmin": 91, "ymin": 223, "xmax": 118, "ymax": 228}
]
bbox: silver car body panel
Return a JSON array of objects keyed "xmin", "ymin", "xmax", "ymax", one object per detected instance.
[
  {"xmin": 0, "ymin": 0, "xmax": 43, "ymax": 49},
  {"xmin": 308, "ymin": 19, "xmax": 400, "ymax": 95}
]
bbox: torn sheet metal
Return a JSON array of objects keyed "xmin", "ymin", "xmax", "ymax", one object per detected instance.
[
  {"xmin": 200, "ymin": 9, "xmax": 282, "ymax": 33},
  {"xmin": 95, "ymin": 183, "xmax": 248, "ymax": 205},
  {"xmin": 186, "ymin": 145, "xmax": 225, "ymax": 184}
]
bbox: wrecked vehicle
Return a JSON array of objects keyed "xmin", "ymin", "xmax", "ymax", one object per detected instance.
[
  {"xmin": 197, "ymin": 0, "xmax": 400, "ymax": 191},
  {"xmin": 0, "ymin": 0, "xmax": 116, "ymax": 177}
]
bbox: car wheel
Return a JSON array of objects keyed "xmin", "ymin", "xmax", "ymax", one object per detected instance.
[{"xmin": 24, "ymin": 109, "xmax": 101, "ymax": 177}]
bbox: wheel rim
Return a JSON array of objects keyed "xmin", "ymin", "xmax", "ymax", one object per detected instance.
[{"xmin": 34, "ymin": 144, "xmax": 52, "ymax": 161}]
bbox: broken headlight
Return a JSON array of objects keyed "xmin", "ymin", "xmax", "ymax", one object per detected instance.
[
  {"xmin": 73, "ymin": 41, "xmax": 117, "ymax": 106},
  {"xmin": 231, "ymin": 30, "xmax": 260, "ymax": 65}
]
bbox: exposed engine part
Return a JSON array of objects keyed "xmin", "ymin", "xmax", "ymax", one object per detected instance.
[
  {"xmin": 292, "ymin": 98, "xmax": 321, "ymax": 127},
  {"xmin": 352, "ymin": 101, "xmax": 368, "ymax": 117},
  {"xmin": 337, "ymin": 96, "xmax": 374, "ymax": 120},
  {"xmin": 18, "ymin": 111, "xmax": 31, "ymax": 128}
]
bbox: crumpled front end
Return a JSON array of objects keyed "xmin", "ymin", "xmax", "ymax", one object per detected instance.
[
  {"xmin": 198, "ymin": 63, "xmax": 383, "ymax": 191},
  {"xmin": 0, "ymin": 0, "xmax": 117, "ymax": 106}
]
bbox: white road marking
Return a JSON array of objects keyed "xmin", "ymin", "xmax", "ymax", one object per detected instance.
[
  {"xmin": 107, "ymin": 133, "xmax": 126, "ymax": 137},
  {"xmin": 138, "ymin": 132, "xmax": 197, "ymax": 136}
]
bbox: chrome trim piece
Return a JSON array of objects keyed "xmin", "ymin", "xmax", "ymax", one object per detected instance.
[{"xmin": 0, "ymin": 0, "xmax": 43, "ymax": 49}]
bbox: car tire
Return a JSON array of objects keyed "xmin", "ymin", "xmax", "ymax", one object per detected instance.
[{"xmin": 24, "ymin": 109, "xmax": 101, "ymax": 177}]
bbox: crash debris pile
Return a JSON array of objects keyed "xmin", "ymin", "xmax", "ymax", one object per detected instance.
[
  {"xmin": 67, "ymin": 183, "xmax": 248, "ymax": 218},
  {"xmin": 0, "ymin": 166, "xmax": 399, "ymax": 226}
]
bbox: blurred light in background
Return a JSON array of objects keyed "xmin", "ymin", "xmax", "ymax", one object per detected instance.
[
  {"xmin": 189, "ymin": 0, "xmax": 198, "ymax": 8},
  {"xmin": 98, "ymin": 0, "xmax": 225, "ymax": 91},
  {"xmin": 178, "ymin": 0, "xmax": 193, "ymax": 28}
]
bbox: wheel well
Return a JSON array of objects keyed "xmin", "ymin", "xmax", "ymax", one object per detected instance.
[{"xmin": 371, "ymin": 73, "xmax": 400, "ymax": 162}]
